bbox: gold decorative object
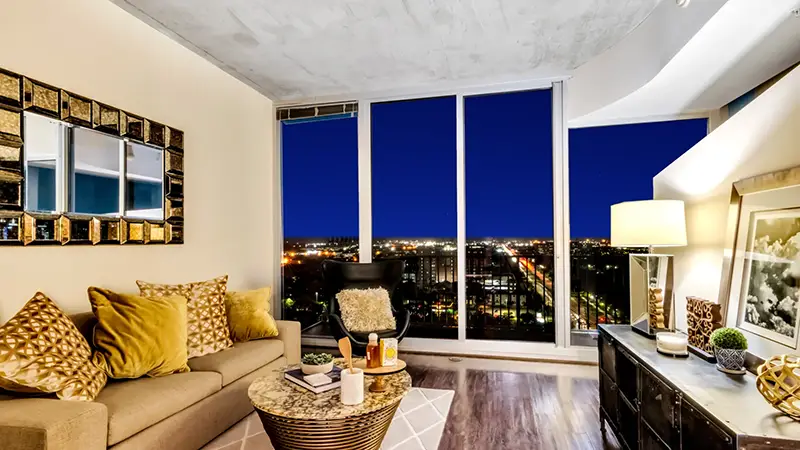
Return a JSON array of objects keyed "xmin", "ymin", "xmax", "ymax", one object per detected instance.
[
  {"xmin": 60, "ymin": 91, "xmax": 92, "ymax": 127},
  {"xmin": 648, "ymin": 288, "xmax": 665, "ymax": 329},
  {"xmin": 144, "ymin": 221, "xmax": 165, "ymax": 244},
  {"xmin": 0, "ymin": 211, "xmax": 22, "ymax": 244},
  {"xmin": 0, "ymin": 170, "xmax": 22, "ymax": 209},
  {"xmin": 0, "ymin": 66, "xmax": 184, "ymax": 246},
  {"xmin": 756, "ymin": 355, "xmax": 800, "ymax": 419},
  {"xmin": 22, "ymin": 78, "xmax": 59, "ymax": 117},
  {"xmin": 0, "ymin": 144, "xmax": 21, "ymax": 172},
  {"xmin": 92, "ymin": 101, "xmax": 120, "ymax": 133},
  {"xmin": 0, "ymin": 70, "xmax": 21, "ymax": 108},
  {"xmin": 165, "ymin": 150, "xmax": 183, "ymax": 175},
  {"xmin": 686, "ymin": 297, "xmax": 723, "ymax": 353},
  {"xmin": 120, "ymin": 111, "xmax": 144, "ymax": 141},
  {"xmin": 166, "ymin": 126, "xmax": 184, "ymax": 152},
  {"xmin": 144, "ymin": 119, "xmax": 165, "ymax": 147},
  {"xmin": 0, "ymin": 108, "xmax": 22, "ymax": 144}
]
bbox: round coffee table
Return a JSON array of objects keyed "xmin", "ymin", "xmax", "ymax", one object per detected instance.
[{"xmin": 248, "ymin": 363, "xmax": 411, "ymax": 450}]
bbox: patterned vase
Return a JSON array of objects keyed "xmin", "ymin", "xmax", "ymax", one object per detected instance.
[{"xmin": 714, "ymin": 347, "xmax": 746, "ymax": 374}]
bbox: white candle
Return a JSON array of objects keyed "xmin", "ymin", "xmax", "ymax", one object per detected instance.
[
  {"xmin": 657, "ymin": 332, "xmax": 688, "ymax": 353},
  {"xmin": 340, "ymin": 368, "xmax": 364, "ymax": 405}
]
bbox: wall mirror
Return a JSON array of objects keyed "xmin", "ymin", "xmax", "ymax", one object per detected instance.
[
  {"xmin": 0, "ymin": 68, "xmax": 184, "ymax": 245},
  {"xmin": 629, "ymin": 254, "xmax": 674, "ymax": 336}
]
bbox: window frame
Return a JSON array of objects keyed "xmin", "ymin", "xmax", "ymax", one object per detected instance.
[{"xmin": 273, "ymin": 80, "xmax": 652, "ymax": 361}]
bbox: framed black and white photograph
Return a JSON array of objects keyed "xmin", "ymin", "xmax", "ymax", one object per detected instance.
[
  {"xmin": 720, "ymin": 165, "xmax": 800, "ymax": 353},
  {"xmin": 737, "ymin": 209, "xmax": 800, "ymax": 347}
]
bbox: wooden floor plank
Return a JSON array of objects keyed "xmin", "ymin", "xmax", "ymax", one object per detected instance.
[{"xmin": 404, "ymin": 355, "xmax": 622, "ymax": 450}]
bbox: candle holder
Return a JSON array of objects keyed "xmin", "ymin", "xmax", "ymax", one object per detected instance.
[{"xmin": 656, "ymin": 332, "xmax": 689, "ymax": 358}]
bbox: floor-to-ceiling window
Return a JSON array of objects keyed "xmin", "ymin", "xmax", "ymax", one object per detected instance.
[
  {"xmin": 281, "ymin": 114, "xmax": 359, "ymax": 332},
  {"xmin": 464, "ymin": 89, "xmax": 555, "ymax": 342},
  {"xmin": 568, "ymin": 119, "xmax": 708, "ymax": 344},
  {"xmin": 371, "ymin": 96, "xmax": 458, "ymax": 339}
]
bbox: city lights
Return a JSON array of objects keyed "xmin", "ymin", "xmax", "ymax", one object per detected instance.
[{"xmin": 282, "ymin": 237, "xmax": 633, "ymax": 339}]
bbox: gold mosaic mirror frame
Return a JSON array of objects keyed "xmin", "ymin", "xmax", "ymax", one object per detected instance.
[{"xmin": 0, "ymin": 68, "xmax": 184, "ymax": 246}]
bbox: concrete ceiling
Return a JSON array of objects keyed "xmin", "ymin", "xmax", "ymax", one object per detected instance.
[
  {"xmin": 113, "ymin": 0, "xmax": 661, "ymax": 102},
  {"xmin": 571, "ymin": 0, "xmax": 800, "ymax": 126}
]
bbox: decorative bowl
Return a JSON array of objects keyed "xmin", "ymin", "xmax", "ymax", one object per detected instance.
[{"xmin": 301, "ymin": 361, "xmax": 334, "ymax": 375}]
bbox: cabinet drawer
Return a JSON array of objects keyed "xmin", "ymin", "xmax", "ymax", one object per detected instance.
[
  {"xmin": 640, "ymin": 367, "xmax": 678, "ymax": 448},
  {"xmin": 615, "ymin": 346, "xmax": 638, "ymax": 406},
  {"xmin": 600, "ymin": 369, "xmax": 618, "ymax": 429},
  {"xmin": 599, "ymin": 331, "xmax": 617, "ymax": 382},
  {"xmin": 618, "ymin": 392, "xmax": 639, "ymax": 450},
  {"xmin": 680, "ymin": 401, "xmax": 734, "ymax": 450}
]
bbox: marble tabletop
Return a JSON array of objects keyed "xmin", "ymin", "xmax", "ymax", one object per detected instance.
[{"xmin": 248, "ymin": 361, "xmax": 411, "ymax": 420}]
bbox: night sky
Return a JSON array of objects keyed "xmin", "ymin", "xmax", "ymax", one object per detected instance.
[{"xmin": 282, "ymin": 91, "xmax": 707, "ymax": 239}]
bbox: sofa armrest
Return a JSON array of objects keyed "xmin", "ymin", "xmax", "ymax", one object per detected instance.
[
  {"xmin": 0, "ymin": 398, "xmax": 108, "ymax": 450},
  {"xmin": 275, "ymin": 320, "xmax": 301, "ymax": 365}
]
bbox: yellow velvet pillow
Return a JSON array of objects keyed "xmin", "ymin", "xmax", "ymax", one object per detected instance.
[
  {"xmin": 225, "ymin": 287, "xmax": 279, "ymax": 342},
  {"xmin": 89, "ymin": 287, "xmax": 190, "ymax": 379}
]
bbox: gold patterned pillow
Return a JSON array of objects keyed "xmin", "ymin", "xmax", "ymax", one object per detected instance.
[
  {"xmin": 336, "ymin": 288, "xmax": 396, "ymax": 333},
  {"xmin": 137, "ymin": 275, "xmax": 232, "ymax": 358},
  {"xmin": 0, "ymin": 293, "xmax": 107, "ymax": 401}
]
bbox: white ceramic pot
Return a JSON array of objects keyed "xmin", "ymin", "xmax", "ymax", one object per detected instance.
[
  {"xmin": 714, "ymin": 347, "xmax": 746, "ymax": 374},
  {"xmin": 301, "ymin": 361, "xmax": 334, "ymax": 375}
]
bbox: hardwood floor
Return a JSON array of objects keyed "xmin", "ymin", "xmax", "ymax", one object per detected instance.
[{"xmin": 403, "ymin": 354, "xmax": 622, "ymax": 450}]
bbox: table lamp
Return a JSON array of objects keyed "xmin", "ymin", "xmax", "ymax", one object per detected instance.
[{"xmin": 611, "ymin": 200, "xmax": 687, "ymax": 338}]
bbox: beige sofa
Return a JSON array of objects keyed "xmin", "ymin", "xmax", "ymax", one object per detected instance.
[{"xmin": 0, "ymin": 313, "xmax": 301, "ymax": 450}]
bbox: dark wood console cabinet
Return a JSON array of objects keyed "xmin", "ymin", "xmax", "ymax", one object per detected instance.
[{"xmin": 599, "ymin": 325, "xmax": 800, "ymax": 450}]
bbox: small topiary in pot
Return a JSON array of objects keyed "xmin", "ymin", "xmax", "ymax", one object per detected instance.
[{"xmin": 710, "ymin": 328, "xmax": 748, "ymax": 374}]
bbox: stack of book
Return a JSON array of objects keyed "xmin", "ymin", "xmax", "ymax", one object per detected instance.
[{"xmin": 284, "ymin": 367, "xmax": 342, "ymax": 394}]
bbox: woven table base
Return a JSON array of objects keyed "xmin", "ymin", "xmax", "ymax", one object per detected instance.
[{"xmin": 256, "ymin": 401, "xmax": 400, "ymax": 450}]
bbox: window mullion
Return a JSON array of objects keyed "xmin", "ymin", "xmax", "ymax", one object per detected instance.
[
  {"xmin": 552, "ymin": 81, "xmax": 572, "ymax": 348},
  {"xmin": 357, "ymin": 100, "xmax": 372, "ymax": 263}
]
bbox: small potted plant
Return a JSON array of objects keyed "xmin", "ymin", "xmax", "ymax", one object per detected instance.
[
  {"xmin": 301, "ymin": 352, "xmax": 334, "ymax": 375},
  {"xmin": 710, "ymin": 327, "xmax": 748, "ymax": 374}
]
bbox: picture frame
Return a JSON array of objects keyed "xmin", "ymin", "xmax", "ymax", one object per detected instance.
[{"xmin": 719, "ymin": 165, "xmax": 800, "ymax": 349}]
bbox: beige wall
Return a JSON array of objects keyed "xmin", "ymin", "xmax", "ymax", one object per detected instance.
[
  {"xmin": 0, "ymin": 0, "xmax": 276, "ymax": 320},
  {"xmin": 653, "ymin": 64, "xmax": 800, "ymax": 357}
]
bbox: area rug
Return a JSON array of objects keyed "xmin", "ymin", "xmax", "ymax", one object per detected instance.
[{"xmin": 202, "ymin": 387, "xmax": 454, "ymax": 450}]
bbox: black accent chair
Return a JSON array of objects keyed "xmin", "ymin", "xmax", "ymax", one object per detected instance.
[{"xmin": 322, "ymin": 260, "xmax": 411, "ymax": 355}]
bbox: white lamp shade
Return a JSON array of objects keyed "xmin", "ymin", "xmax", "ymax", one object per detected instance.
[{"xmin": 611, "ymin": 200, "xmax": 687, "ymax": 247}]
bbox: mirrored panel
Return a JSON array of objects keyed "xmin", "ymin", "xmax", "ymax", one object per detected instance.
[
  {"xmin": 69, "ymin": 127, "xmax": 121, "ymax": 216},
  {"xmin": 24, "ymin": 112, "xmax": 63, "ymax": 213},
  {"xmin": 125, "ymin": 142, "xmax": 163, "ymax": 219},
  {"xmin": 3, "ymin": 68, "xmax": 183, "ymax": 246},
  {"xmin": 630, "ymin": 254, "xmax": 675, "ymax": 336}
]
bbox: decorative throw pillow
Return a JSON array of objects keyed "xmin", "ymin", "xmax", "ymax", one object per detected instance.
[
  {"xmin": 137, "ymin": 275, "xmax": 232, "ymax": 358},
  {"xmin": 336, "ymin": 288, "xmax": 396, "ymax": 333},
  {"xmin": 225, "ymin": 287, "xmax": 279, "ymax": 342},
  {"xmin": 0, "ymin": 293, "xmax": 107, "ymax": 401},
  {"xmin": 89, "ymin": 288, "xmax": 190, "ymax": 379}
]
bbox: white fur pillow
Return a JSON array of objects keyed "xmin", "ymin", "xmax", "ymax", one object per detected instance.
[{"xmin": 336, "ymin": 288, "xmax": 396, "ymax": 333}]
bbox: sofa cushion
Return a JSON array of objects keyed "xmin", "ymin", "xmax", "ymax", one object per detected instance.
[
  {"xmin": 188, "ymin": 339, "xmax": 284, "ymax": 386},
  {"xmin": 0, "ymin": 292, "xmax": 107, "ymax": 401},
  {"xmin": 89, "ymin": 288, "xmax": 190, "ymax": 379},
  {"xmin": 224, "ymin": 287, "xmax": 279, "ymax": 342},
  {"xmin": 95, "ymin": 371, "xmax": 221, "ymax": 445},
  {"xmin": 137, "ymin": 275, "xmax": 233, "ymax": 359}
]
